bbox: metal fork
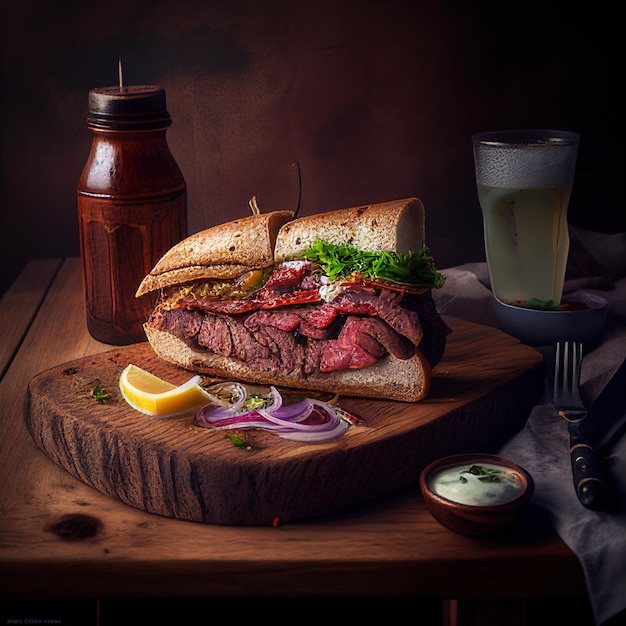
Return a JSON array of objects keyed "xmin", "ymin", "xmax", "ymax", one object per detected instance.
[{"xmin": 553, "ymin": 341, "xmax": 611, "ymax": 511}]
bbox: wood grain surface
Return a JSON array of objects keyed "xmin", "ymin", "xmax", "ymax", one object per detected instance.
[
  {"xmin": 26, "ymin": 316, "xmax": 544, "ymax": 525},
  {"xmin": 0, "ymin": 258, "xmax": 62, "ymax": 379}
]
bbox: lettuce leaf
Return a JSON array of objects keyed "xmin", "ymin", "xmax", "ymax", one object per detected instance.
[{"xmin": 298, "ymin": 240, "xmax": 445, "ymax": 289}]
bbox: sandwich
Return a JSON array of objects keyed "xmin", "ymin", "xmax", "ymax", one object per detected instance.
[{"xmin": 136, "ymin": 198, "xmax": 450, "ymax": 402}]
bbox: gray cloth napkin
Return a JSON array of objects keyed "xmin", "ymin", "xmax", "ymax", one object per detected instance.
[
  {"xmin": 499, "ymin": 402, "xmax": 626, "ymax": 625},
  {"xmin": 432, "ymin": 229, "xmax": 626, "ymax": 625}
]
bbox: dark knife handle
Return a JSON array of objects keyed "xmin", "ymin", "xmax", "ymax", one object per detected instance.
[{"xmin": 568, "ymin": 423, "xmax": 612, "ymax": 511}]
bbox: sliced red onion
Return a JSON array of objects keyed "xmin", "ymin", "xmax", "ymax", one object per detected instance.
[
  {"xmin": 265, "ymin": 386, "xmax": 283, "ymax": 412},
  {"xmin": 216, "ymin": 382, "xmax": 248, "ymax": 412},
  {"xmin": 278, "ymin": 418, "xmax": 350, "ymax": 442},
  {"xmin": 258, "ymin": 402, "xmax": 338, "ymax": 432},
  {"xmin": 194, "ymin": 385, "xmax": 350, "ymax": 442}
]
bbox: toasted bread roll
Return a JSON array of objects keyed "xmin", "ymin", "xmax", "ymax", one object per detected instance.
[
  {"xmin": 136, "ymin": 210, "xmax": 294, "ymax": 296},
  {"xmin": 274, "ymin": 198, "xmax": 424, "ymax": 260}
]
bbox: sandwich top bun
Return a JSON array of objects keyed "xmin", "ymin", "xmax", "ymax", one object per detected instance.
[
  {"xmin": 274, "ymin": 198, "xmax": 425, "ymax": 261},
  {"xmin": 136, "ymin": 210, "xmax": 294, "ymax": 296}
]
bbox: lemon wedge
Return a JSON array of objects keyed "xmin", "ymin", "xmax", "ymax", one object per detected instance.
[{"xmin": 119, "ymin": 364, "xmax": 214, "ymax": 417}]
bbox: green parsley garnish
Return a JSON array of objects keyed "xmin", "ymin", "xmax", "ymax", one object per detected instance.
[
  {"xmin": 227, "ymin": 434, "xmax": 247, "ymax": 448},
  {"xmin": 298, "ymin": 240, "xmax": 445, "ymax": 289},
  {"xmin": 90, "ymin": 384, "xmax": 110, "ymax": 404},
  {"xmin": 460, "ymin": 464, "xmax": 503, "ymax": 483}
]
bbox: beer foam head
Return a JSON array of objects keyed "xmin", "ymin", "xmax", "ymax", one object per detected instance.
[{"xmin": 473, "ymin": 131, "xmax": 579, "ymax": 188}]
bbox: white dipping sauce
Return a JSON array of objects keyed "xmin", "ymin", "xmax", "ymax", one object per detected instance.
[{"xmin": 429, "ymin": 463, "xmax": 524, "ymax": 506}]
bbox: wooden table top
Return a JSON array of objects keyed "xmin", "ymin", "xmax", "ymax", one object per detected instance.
[{"xmin": 0, "ymin": 258, "xmax": 587, "ymax": 604}]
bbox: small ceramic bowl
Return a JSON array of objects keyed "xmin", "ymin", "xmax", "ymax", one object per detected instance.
[
  {"xmin": 419, "ymin": 453, "xmax": 534, "ymax": 536},
  {"xmin": 492, "ymin": 293, "xmax": 608, "ymax": 347}
]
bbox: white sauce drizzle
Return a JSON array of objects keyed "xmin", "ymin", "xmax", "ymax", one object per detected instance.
[{"xmin": 318, "ymin": 279, "xmax": 341, "ymax": 302}]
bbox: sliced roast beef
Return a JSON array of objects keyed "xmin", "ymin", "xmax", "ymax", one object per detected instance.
[
  {"xmin": 249, "ymin": 324, "xmax": 304, "ymax": 376},
  {"xmin": 331, "ymin": 287, "xmax": 423, "ymax": 346},
  {"xmin": 338, "ymin": 317, "xmax": 387, "ymax": 359},
  {"xmin": 245, "ymin": 310, "xmax": 301, "ymax": 333},
  {"xmin": 177, "ymin": 297, "xmax": 260, "ymax": 315},
  {"xmin": 196, "ymin": 312, "xmax": 303, "ymax": 377},
  {"xmin": 303, "ymin": 340, "xmax": 324, "ymax": 375},
  {"xmin": 244, "ymin": 308, "xmax": 334, "ymax": 340},
  {"xmin": 318, "ymin": 342, "xmax": 354, "ymax": 372},
  {"xmin": 298, "ymin": 304, "xmax": 338, "ymax": 329},
  {"xmin": 198, "ymin": 314, "xmax": 233, "ymax": 356},
  {"xmin": 226, "ymin": 317, "xmax": 273, "ymax": 364},
  {"xmin": 148, "ymin": 265, "xmax": 450, "ymax": 378},
  {"xmin": 149, "ymin": 307, "xmax": 203, "ymax": 338},
  {"xmin": 319, "ymin": 317, "xmax": 386, "ymax": 372},
  {"xmin": 262, "ymin": 260, "xmax": 313, "ymax": 291},
  {"xmin": 357, "ymin": 317, "xmax": 414, "ymax": 359}
]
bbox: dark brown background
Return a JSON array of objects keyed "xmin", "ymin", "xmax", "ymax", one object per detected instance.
[{"xmin": 1, "ymin": 0, "xmax": 623, "ymax": 297}]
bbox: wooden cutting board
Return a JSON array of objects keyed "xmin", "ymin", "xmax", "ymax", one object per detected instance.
[{"xmin": 26, "ymin": 317, "xmax": 544, "ymax": 526}]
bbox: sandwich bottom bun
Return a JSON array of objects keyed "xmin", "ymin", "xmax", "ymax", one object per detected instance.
[{"xmin": 144, "ymin": 324, "xmax": 432, "ymax": 403}]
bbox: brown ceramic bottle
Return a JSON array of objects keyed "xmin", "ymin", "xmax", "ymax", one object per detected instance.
[{"xmin": 77, "ymin": 85, "xmax": 187, "ymax": 344}]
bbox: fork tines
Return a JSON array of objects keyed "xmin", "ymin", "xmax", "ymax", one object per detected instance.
[{"xmin": 553, "ymin": 340, "xmax": 584, "ymax": 410}]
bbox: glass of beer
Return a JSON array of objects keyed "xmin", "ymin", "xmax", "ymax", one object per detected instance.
[{"xmin": 472, "ymin": 129, "xmax": 580, "ymax": 310}]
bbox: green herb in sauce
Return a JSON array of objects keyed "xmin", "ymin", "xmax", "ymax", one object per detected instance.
[{"xmin": 460, "ymin": 464, "xmax": 504, "ymax": 483}]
